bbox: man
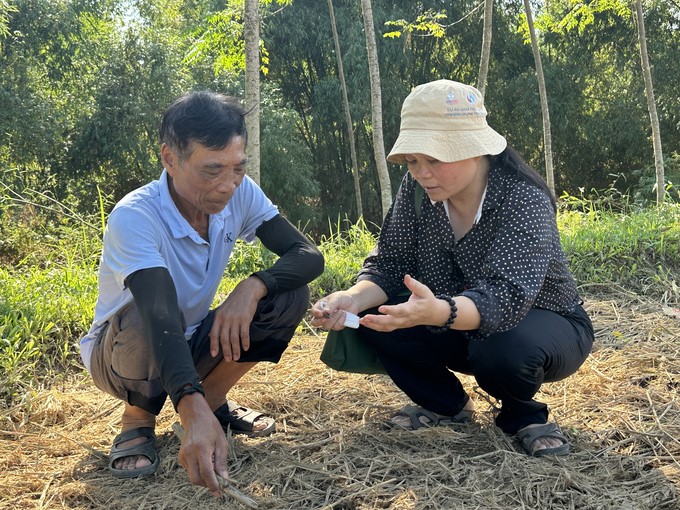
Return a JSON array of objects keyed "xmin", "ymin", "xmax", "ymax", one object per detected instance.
[{"xmin": 79, "ymin": 91, "xmax": 324, "ymax": 496}]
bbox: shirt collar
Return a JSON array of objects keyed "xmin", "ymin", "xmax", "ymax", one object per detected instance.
[{"xmin": 439, "ymin": 181, "xmax": 489, "ymax": 225}]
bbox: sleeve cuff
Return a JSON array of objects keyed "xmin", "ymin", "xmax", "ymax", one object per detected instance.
[
  {"xmin": 170, "ymin": 380, "xmax": 205, "ymax": 411},
  {"xmin": 251, "ymin": 270, "xmax": 278, "ymax": 296}
]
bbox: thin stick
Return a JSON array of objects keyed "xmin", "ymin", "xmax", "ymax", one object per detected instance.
[{"xmin": 171, "ymin": 422, "xmax": 259, "ymax": 509}]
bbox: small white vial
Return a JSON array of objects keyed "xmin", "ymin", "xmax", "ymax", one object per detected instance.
[{"xmin": 343, "ymin": 312, "xmax": 360, "ymax": 329}]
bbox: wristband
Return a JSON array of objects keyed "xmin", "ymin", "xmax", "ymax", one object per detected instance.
[
  {"xmin": 426, "ymin": 294, "xmax": 457, "ymax": 334},
  {"xmin": 171, "ymin": 381, "xmax": 206, "ymax": 410}
]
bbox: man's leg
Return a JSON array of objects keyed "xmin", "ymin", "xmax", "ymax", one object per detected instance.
[
  {"xmin": 202, "ymin": 361, "xmax": 256, "ymax": 410},
  {"xmin": 191, "ymin": 286, "xmax": 310, "ymax": 433},
  {"xmin": 89, "ymin": 303, "xmax": 166, "ymax": 474},
  {"xmin": 113, "ymin": 403, "xmax": 157, "ymax": 471}
]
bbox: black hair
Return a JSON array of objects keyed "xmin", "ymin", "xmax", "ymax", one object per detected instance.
[
  {"xmin": 159, "ymin": 91, "xmax": 248, "ymax": 160},
  {"xmin": 489, "ymin": 146, "xmax": 557, "ymax": 212}
]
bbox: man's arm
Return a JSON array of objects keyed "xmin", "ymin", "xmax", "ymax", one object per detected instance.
[
  {"xmin": 126, "ymin": 267, "xmax": 204, "ymax": 409},
  {"xmin": 126, "ymin": 267, "xmax": 227, "ymax": 496},
  {"xmin": 208, "ymin": 215, "xmax": 323, "ymax": 362},
  {"xmin": 252, "ymin": 214, "xmax": 324, "ymax": 295}
]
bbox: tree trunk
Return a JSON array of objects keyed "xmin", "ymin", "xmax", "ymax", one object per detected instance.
[
  {"xmin": 523, "ymin": 0, "xmax": 554, "ymax": 194},
  {"xmin": 327, "ymin": 0, "xmax": 363, "ymax": 218},
  {"xmin": 361, "ymin": 0, "xmax": 392, "ymax": 217},
  {"xmin": 634, "ymin": 0, "xmax": 665, "ymax": 205},
  {"xmin": 477, "ymin": 0, "xmax": 494, "ymax": 96},
  {"xmin": 244, "ymin": 0, "xmax": 261, "ymax": 185}
]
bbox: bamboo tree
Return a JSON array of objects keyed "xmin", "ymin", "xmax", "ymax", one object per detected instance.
[
  {"xmin": 327, "ymin": 0, "xmax": 362, "ymax": 218},
  {"xmin": 361, "ymin": 0, "xmax": 392, "ymax": 217},
  {"xmin": 244, "ymin": 0, "xmax": 261, "ymax": 185},
  {"xmin": 523, "ymin": 0, "xmax": 554, "ymax": 194},
  {"xmin": 634, "ymin": 0, "xmax": 665, "ymax": 205},
  {"xmin": 477, "ymin": 0, "xmax": 494, "ymax": 95}
]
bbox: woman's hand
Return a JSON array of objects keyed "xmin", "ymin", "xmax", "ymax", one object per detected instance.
[
  {"xmin": 360, "ymin": 274, "xmax": 450, "ymax": 332},
  {"xmin": 310, "ymin": 292, "xmax": 359, "ymax": 331}
]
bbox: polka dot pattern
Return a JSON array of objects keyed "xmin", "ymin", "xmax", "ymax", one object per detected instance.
[{"xmin": 358, "ymin": 168, "xmax": 581, "ymax": 338}]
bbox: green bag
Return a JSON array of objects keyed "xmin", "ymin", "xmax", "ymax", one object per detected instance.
[{"xmin": 320, "ymin": 328, "xmax": 387, "ymax": 375}]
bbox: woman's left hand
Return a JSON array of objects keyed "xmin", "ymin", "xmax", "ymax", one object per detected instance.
[{"xmin": 359, "ymin": 274, "xmax": 451, "ymax": 332}]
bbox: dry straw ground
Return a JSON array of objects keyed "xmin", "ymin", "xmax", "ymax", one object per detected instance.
[{"xmin": 2, "ymin": 291, "xmax": 680, "ymax": 509}]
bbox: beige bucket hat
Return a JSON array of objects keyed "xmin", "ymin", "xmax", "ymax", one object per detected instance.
[{"xmin": 387, "ymin": 79, "xmax": 507, "ymax": 164}]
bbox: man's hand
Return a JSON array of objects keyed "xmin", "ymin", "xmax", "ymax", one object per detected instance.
[
  {"xmin": 209, "ymin": 276, "xmax": 267, "ymax": 362},
  {"xmin": 177, "ymin": 392, "xmax": 229, "ymax": 497}
]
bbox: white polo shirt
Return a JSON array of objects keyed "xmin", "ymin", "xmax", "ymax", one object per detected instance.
[{"xmin": 79, "ymin": 170, "xmax": 278, "ymax": 372}]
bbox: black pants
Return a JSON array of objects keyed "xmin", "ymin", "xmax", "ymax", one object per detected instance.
[{"xmin": 358, "ymin": 300, "xmax": 593, "ymax": 434}]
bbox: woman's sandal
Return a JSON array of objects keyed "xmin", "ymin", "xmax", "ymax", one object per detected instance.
[
  {"xmin": 517, "ymin": 422, "xmax": 570, "ymax": 457},
  {"xmin": 385, "ymin": 404, "xmax": 473, "ymax": 431},
  {"xmin": 214, "ymin": 400, "xmax": 276, "ymax": 438},
  {"xmin": 108, "ymin": 426, "xmax": 160, "ymax": 479}
]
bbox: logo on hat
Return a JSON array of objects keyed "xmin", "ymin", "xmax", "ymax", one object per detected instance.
[
  {"xmin": 445, "ymin": 92, "xmax": 459, "ymax": 105},
  {"xmin": 466, "ymin": 93, "xmax": 476, "ymax": 105}
]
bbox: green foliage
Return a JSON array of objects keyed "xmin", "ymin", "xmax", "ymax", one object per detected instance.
[
  {"xmin": 0, "ymin": 260, "xmax": 98, "ymax": 405},
  {"xmin": 259, "ymin": 83, "xmax": 321, "ymax": 229},
  {"xmin": 313, "ymin": 217, "xmax": 377, "ymax": 299},
  {"xmin": 384, "ymin": 9, "xmax": 449, "ymax": 39},
  {"xmin": 3, "ymin": 0, "xmax": 678, "ymax": 230},
  {"xmin": 559, "ymin": 192, "xmax": 680, "ymax": 298},
  {"xmin": 550, "ymin": 0, "xmax": 631, "ymax": 35},
  {"xmin": 0, "ymin": 0, "xmax": 17, "ymax": 41},
  {"xmin": 186, "ymin": 4, "xmax": 246, "ymax": 78}
]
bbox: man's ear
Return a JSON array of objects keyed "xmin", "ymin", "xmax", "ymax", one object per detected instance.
[{"xmin": 160, "ymin": 143, "xmax": 177, "ymax": 174}]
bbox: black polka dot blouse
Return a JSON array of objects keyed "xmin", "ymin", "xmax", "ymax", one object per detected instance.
[{"xmin": 357, "ymin": 168, "xmax": 582, "ymax": 339}]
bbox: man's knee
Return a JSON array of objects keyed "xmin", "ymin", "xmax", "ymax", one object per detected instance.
[
  {"xmin": 256, "ymin": 285, "xmax": 310, "ymax": 329},
  {"xmin": 90, "ymin": 304, "xmax": 166, "ymax": 414}
]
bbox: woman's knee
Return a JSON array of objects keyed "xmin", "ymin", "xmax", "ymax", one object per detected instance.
[{"xmin": 468, "ymin": 336, "xmax": 545, "ymax": 387}]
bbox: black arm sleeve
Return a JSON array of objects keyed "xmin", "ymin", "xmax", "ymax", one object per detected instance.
[
  {"xmin": 126, "ymin": 267, "xmax": 204, "ymax": 410},
  {"xmin": 252, "ymin": 214, "xmax": 324, "ymax": 296}
]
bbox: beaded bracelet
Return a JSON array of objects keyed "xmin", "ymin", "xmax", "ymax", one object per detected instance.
[{"xmin": 426, "ymin": 294, "xmax": 458, "ymax": 334}]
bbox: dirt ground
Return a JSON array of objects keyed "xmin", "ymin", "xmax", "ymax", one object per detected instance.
[{"xmin": 2, "ymin": 293, "xmax": 680, "ymax": 509}]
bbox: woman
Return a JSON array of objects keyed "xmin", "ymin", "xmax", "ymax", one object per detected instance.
[{"xmin": 311, "ymin": 79, "xmax": 593, "ymax": 457}]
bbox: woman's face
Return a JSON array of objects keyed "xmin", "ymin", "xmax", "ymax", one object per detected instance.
[{"xmin": 404, "ymin": 154, "xmax": 487, "ymax": 203}]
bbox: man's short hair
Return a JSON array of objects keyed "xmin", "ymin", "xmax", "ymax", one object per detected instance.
[{"xmin": 159, "ymin": 91, "xmax": 248, "ymax": 161}]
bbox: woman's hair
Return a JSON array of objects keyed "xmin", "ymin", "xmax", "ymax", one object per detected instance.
[
  {"xmin": 489, "ymin": 146, "xmax": 557, "ymax": 211},
  {"xmin": 159, "ymin": 91, "xmax": 248, "ymax": 161}
]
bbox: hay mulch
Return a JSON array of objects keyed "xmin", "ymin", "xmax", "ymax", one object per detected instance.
[{"xmin": 2, "ymin": 292, "xmax": 680, "ymax": 509}]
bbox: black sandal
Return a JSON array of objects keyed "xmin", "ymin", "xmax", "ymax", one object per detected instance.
[
  {"xmin": 385, "ymin": 405, "xmax": 473, "ymax": 431},
  {"xmin": 108, "ymin": 427, "xmax": 159, "ymax": 478},
  {"xmin": 213, "ymin": 400, "xmax": 276, "ymax": 437},
  {"xmin": 517, "ymin": 422, "xmax": 570, "ymax": 457}
]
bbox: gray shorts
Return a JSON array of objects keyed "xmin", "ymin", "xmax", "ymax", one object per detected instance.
[{"xmin": 88, "ymin": 285, "xmax": 310, "ymax": 414}]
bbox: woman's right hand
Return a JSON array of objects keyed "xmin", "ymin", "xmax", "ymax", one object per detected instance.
[{"xmin": 310, "ymin": 292, "xmax": 358, "ymax": 331}]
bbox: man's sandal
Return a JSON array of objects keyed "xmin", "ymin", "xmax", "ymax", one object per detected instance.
[
  {"xmin": 108, "ymin": 426, "xmax": 159, "ymax": 478},
  {"xmin": 214, "ymin": 400, "xmax": 276, "ymax": 438},
  {"xmin": 517, "ymin": 422, "xmax": 570, "ymax": 457},
  {"xmin": 385, "ymin": 404, "xmax": 473, "ymax": 431}
]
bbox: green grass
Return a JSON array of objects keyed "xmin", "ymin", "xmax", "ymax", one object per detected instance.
[
  {"xmin": 1, "ymin": 192, "xmax": 679, "ymax": 407},
  {"xmin": 559, "ymin": 199, "xmax": 680, "ymax": 297}
]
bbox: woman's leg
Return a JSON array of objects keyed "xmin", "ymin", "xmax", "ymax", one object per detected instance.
[
  {"xmin": 358, "ymin": 323, "xmax": 472, "ymax": 417},
  {"xmin": 467, "ymin": 306, "xmax": 593, "ymax": 434}
]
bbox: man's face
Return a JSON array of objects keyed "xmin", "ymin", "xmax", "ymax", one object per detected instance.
[{"xmin": 161, "ymin": 137, "xmax": 247, "ymax": 217}]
